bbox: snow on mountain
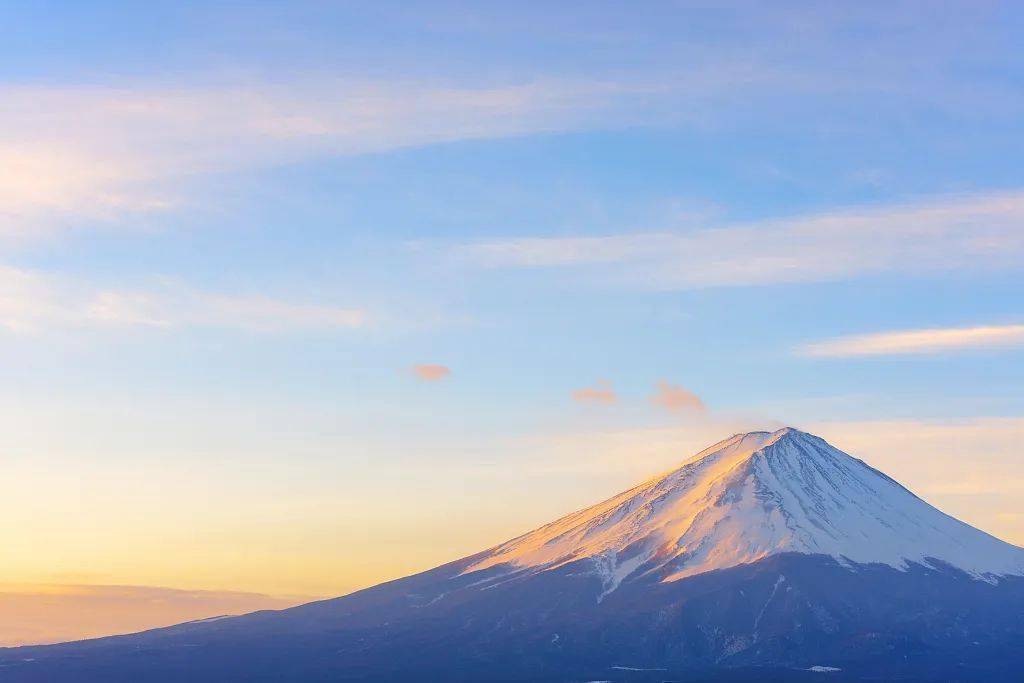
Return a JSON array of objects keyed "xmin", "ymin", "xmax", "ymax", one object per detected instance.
[{"xmin": 467, "ymin": 427, "xmax": 1024, "ymax": 592}]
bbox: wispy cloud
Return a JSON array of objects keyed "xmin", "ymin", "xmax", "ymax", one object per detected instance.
[
  {"xmin": 412, "ymin": 364, "xmax": 452, "ymax": 382},
  {"xmin": 650, "ymin": 381, "xmax": 706, "ymax": 413},
  {"xmin": 571, "ymin": 379, "xmax": 617, "ymax": 405},
  {"xmin": 0, "ymin": 79, "xmax": 650, "ymax": 241},
  {"xmin": 799, "ymin": 323, "xmax": 1024, "ymax": 357},
  {"xmin": 0, "ymin": 267, "xmax": 364, "ymax": 334},
  {"xmin": 0, "ymin": 58, "xmax": 899, "ymax": 244},
  {"xmin": 454, "ymin": 191, "xmax": 1024, "ymax": 288}
]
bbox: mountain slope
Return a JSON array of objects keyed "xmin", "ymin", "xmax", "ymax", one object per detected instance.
[
  {"xmin": 3, "ymin": 428, "xmax": 1023, "ymax": 682},
  {"xmin": 469, "ymin": 428, "xmax": 1024, "ymax": 589}
]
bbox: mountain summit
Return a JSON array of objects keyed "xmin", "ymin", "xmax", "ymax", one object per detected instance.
[
  {"xmin": 4, "ymin": 429, "xmax": 1024, "ymax": 682},
  {"xmin": 470, "ymin": 427, "xmax": 1024, "ymax": 590}
]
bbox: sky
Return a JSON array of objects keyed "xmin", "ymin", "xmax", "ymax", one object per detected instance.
[{"xmin": 1, "ymin": 0, "xmax": 1023, "ymax": 644}]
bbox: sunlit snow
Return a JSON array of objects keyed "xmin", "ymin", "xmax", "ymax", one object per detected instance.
[{"xmin": 466, "ymin": 428, "xmax": 1024, "ymax": 592}]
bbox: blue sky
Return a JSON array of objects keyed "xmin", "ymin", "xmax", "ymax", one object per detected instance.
[{"xmin": 0, "ymin": 1, "xmax": 1022, "ymax": 605}]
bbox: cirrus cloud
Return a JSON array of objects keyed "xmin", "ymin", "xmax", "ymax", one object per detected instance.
[
  {"xmin": 0, "ymin": 78, "xmax": 654, "ymax": 243},
  {"xmin": 0, "ymin": 266, "xmax": 365, "ymax": 334},
  {"xmin": 454, "ymin": 190, "xmax": 1024, "ymax": 289},
  {"xmin": 799, "ymin": 323, "xmax": 1024, "ymax": 357}
]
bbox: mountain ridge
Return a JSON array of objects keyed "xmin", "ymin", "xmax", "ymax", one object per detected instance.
[{"xmin": 466, "ymin": 427, "xmax": 1024, "ymax": 589}]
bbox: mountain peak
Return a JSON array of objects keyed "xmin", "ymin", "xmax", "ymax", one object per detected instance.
[
  {"xmin": 696, "ymin": 426, "xmax": 807, "ymax": 456},
  {"xmin": 731, "ymin": 426, "xmax": 807, "ymax": 447},
  {"xmin": 467, "ymin": 428, "xmax": 1024, "ymax": 593},
  {"xmin": 766, "ymin": 425, "xmax": 801, "ymax": 439}
]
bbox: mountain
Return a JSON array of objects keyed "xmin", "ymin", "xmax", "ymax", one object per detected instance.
[
  {"xmin": 4, "ymin": 428, "xmax": 1024, "ymax": 682},
  {"xmin": 469, "ymin": 428, "xmax": 1024, "ymax": 586}
]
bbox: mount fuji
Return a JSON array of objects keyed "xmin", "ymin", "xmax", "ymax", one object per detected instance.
[{"xmin": 4, "ymin": 428, "xmax": 1024, "ymax": 681}]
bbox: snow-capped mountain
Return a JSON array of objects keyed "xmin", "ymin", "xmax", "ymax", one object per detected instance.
[
  {"xmin": 470, "ymin": 428, "xmax": 1024, "ymax": 590},
  {"xmin": 4, "ymin": 428, "xmax": 1024, "ymax": 682}
]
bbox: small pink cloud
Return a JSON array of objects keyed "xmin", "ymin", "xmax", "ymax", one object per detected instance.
[
  {"xmin": 650, "ymin": 380, "xmax": 705, "ymax": 413},
  {"xmin": 412, "ymin": 364, "xmax": 451, "ymax": 382},
  {"xmin": 572, "ymin": 379, "xmax": 617, "ymax": 405}
]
